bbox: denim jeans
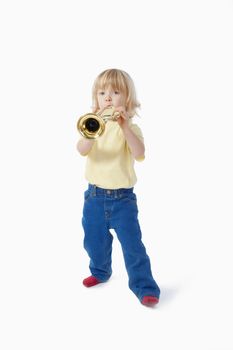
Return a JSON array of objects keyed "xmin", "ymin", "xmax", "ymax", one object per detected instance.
[{"xmin": 82, "ymin": 184, "xmax": 160, "ymax": 301}]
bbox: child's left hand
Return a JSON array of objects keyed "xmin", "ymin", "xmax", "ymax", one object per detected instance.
[{"xmin": 115, "ymin": 106, "xmax": 130, "ymax": 129}]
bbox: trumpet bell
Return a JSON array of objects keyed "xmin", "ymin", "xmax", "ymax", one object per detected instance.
[
  {"xmin": 77, "ymin": 106, "xmax": 121, "ymax": 139},
  {"xmin": 77, "ymin": 113, "xmax": 105, "ymax": 139}
]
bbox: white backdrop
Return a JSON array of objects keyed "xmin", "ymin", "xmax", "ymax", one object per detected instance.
[{"xmin": 0, "ymin": 1, "xmax": 233, "ymax": 349}]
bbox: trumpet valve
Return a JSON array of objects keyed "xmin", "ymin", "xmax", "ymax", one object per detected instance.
[{"xmin": 100, "ymin": 106, "xmax": 120, "ymax": 121}]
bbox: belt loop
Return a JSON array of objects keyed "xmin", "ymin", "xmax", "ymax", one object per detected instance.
[
  {"xmin": 114, "ymin": 190, "xmax": 117, "ymax": 199},
  {"xmin": 91, "ymin": 184, "xmax": 96, "ymax": 196}
]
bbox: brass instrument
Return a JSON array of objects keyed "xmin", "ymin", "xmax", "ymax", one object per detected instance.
[{"xmin": 77, "ymin": 106, "xmax": 120, "ymax": 139}]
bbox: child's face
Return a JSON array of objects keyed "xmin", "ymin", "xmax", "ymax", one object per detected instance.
[{"xmin": 97, "ymin": 85, "xmax": 126, "ymax": 111}]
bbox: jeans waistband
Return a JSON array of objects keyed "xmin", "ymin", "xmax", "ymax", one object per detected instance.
[{"xmin": 88, "ymin": 184, "xmax": 134, "ymax": 197}]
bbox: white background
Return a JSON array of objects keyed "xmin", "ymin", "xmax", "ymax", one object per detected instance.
[{"xmin": 0, "ymin": 0, "xmax": 233, "ymax": 349}]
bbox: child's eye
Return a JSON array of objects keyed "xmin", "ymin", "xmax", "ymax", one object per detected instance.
[
  {"xmin": 114, "ymin": 91, "xmax": 120, "ymax": 95},
  {"xmin": 99, "ymin": 91, "xmax": 105, "ymax": 95}
]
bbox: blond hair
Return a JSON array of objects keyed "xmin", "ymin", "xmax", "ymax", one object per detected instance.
[{"xmin": 92, "ymin": 69, "xmax": 140, "ymax": 117}]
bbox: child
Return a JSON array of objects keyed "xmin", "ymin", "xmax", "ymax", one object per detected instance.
[{"xmin": 76, "ymin": 68, "xmax": 160, "ymax": 306}]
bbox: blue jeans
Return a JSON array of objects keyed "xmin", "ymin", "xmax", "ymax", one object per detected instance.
[{"xmin": 82, "ymin": 184, "xmax": 160, "ymax": 301}]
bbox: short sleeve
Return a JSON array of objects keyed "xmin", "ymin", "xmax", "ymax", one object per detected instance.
[
  {"xmin": 129, "ymin": 123, "xmax": 144, "ymax": 143},
  {"xmin": 129, "ymin": 122, "xmax": 145, "ymax": 161}
]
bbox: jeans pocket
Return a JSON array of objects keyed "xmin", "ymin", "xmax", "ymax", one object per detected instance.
[
  {"xmin": 122, "ymin": 192, "xmax": 137, "ymax": 203},
  {"xmin": 129, "ymin": 192, "xmax": 137, "ymax": 202}
]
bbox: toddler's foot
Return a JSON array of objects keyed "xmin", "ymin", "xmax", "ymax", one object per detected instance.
[
  {"xmin": 83, "ymin": 276, "xmax": 101, "ymax": 287},
  {"xmin": 141, "ymin": 296, "xmax": 159, "ymax": 307}
]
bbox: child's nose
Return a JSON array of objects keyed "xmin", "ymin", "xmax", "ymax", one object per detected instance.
[{"xmin": 105, "ymin": 94, "xmax": 112, "ymax": 101}]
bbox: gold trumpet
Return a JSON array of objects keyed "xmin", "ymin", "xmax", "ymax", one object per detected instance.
[{"xmin": 77, "ymin": 106, "xmax": 121, "ymax": 139}]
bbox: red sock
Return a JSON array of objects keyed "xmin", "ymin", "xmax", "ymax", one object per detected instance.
[
  {"xmin": 83, "ymin": 276, "xmax": 101, "ymax": 287},
  {"xmin": 141, "ymin": 296, "xmax": 159, "ymax": 306}
]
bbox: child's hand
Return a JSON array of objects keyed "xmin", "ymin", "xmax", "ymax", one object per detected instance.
[{"xmin": 115, "ymin": 106, "xmax": 130, "ymax": 129}]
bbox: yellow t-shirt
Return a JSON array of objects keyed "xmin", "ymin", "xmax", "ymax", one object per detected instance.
[{"xmin": 81, "ymin": 120, "xmax": 145, "ymax": 189}]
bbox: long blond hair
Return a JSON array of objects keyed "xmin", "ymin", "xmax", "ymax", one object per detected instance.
[{"xmin": 92, "ymin": 69, "xmax": 140, "ymax": 117}]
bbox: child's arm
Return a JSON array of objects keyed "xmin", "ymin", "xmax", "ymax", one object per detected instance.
[
  {"xmin": 76, "ymin": 138, "xmax": 95, "ymax": 156},
  {"xmin": 115, "ymin": 106, "xmax": 145, "ymax": 160},
  {"xmin": 121, "ymin": 125, "xmax": 145, "ymax": 160}
]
